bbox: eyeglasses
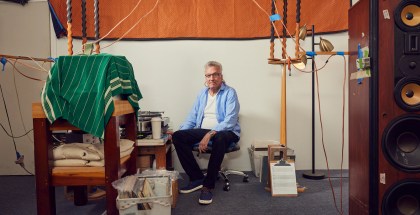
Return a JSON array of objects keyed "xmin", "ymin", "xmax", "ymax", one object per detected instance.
[{"xmin": 205, "ymin": 73, "xmax": 221, "ymax": 78}]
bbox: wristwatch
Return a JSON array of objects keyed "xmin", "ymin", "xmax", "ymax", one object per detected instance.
[{"xmin": 208, "ymin": 130, "xmax": 217, "ymax": 137}]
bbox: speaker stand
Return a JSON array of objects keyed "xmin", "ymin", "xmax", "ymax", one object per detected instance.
[
  {"xmin": 302, "ymin": 25, "xmax": 325, "ymax": 180},
  {"xmin": 302, "ymin": 170, "xmax": 325, "ymax": 180}
]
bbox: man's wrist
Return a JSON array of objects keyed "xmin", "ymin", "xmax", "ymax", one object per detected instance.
[{"xmin": 208, "ymin": 130, "xmax": 217, "ymax": 137}]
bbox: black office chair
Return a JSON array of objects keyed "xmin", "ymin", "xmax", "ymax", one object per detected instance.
[{"xmin": 192, "ymin": 141, "xmax": 249, "ymax": 191}]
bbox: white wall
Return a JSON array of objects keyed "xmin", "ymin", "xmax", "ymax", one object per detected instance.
[
  {"xmin": 52, "ymin": 32, "xmax": 349, "ymax": 172},
  {"xmin": 0, "ymin": 0, "xmax": 50, "ymax": 175},
  {"xmin": 0, "ymin": 1, "xmax": 349, "ymax": 175}
]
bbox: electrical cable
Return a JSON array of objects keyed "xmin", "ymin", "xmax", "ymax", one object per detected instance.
[
  {"xmin": 11, "ymin": 59, "xmax": 34, "ymax": 143},
  {"xmin": 85, "ymin": 0, "xmax": 144, "ymax": 47},
  {"xmin": 328, "ymin": 176, "xmax": 349, "ymax": 179},
  {"xmin": 52, "ymin": 134, "xmax": 65, "ymax": 143},
  {"xmin": 6, "ymin": 59, "xmax": 45, "ymax": 82},
  {"xmin": 313, "ymin": 55, "xmax": 348, "ymax": 215},
  {"xmin": 0, "ymin": 123, "xmax": 32, "ymax": 138},
  {"xmin": 293, "ymin": 54, "xmax": 336, "ymax": 73},
  {"xmin": 73, "ymin": 0, "xmax": 160, "ymax": 54},
  {"xmin": 9, "ymin": 59, "xmax": 48, "ymax": 73},
  {"xmin": 99, "ymin": 0, "xmax": 160, "ymax": 51},
  {"xmin": 0, "ymin": 67, "xmax": 33, "ymax": 175},
  {"xmin": 27, "ymin": 56, "xmax": 49, "ymax": 73},
  {"xmin": 0, "ymin": 80, "xmax": 33, "ymax": 175},
  {"xmin": 20, "ymin": 165, "xmax": 33, "ymax": 175},
  {"xmin": 314, "ymin": 62, "xmax": 343, "ymax": 215},
  {"xmin": 0, "ymin": 82, "xmax": 18, "ymax": 153}
]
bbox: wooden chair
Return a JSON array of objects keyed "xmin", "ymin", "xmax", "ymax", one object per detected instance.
[{"xmin": 32, "ymin": 100, "xmax": 137, "ymax": 215}]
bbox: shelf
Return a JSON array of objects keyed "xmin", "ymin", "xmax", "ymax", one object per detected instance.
[{"xmin": 51, "ymin": 154, "xmax": 132, "ymax": 186}]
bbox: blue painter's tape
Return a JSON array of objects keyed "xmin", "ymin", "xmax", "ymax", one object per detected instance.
[
  {"xmin": 1, "ymin": 57, "xmax": 6, "ymax": 72},
  {"xmin": 47, "ymin": 57, "xmax": 56, "ymax": 62},
  {"xmin": 270, "ymin": 14, "xmax": 281, "ymax": 21},
  {"xmin": 337, "ymin": 51, "xmax": 345, "ymax": 56},
  {"xmin": 306, "ymin": 51, "xmax": 316, "ymax": 57}
]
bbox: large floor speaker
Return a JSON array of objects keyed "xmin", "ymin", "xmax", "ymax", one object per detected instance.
[{"xmin": 349, "ymin": 0, "xmax": 420, "ymax": 214}]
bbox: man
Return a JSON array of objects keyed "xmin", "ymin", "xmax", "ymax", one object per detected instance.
[{"xmin": 172, "ymin": 60, "xmax": 240, "ymax": 205}]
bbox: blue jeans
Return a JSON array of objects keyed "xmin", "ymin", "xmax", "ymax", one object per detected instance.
[{"xmin": 172, "ymin": 129, "xmax": 239, "ymax": 189}]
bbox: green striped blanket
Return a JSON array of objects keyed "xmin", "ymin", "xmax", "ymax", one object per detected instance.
[{"xmin": 41, "ymin": 54, "xmax": 142, "ymax": 138}]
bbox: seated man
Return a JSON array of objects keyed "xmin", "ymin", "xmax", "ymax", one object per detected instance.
[{"xmin": 172, "ymin": 61, "xmax": 240, "ymax": 205}]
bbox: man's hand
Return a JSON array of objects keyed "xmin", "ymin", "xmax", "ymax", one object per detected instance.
[{"xmin": 198, "ymin": 132, "xmax": 213, "ymax": 153}]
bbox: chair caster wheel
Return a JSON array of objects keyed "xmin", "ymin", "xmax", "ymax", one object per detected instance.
[
  {"xmin": 243, "ymin": 176, "xmax": 249, "ymax": 182},
  {"xmin": 223, "ymin": 184, "xmax": 230, "ymax": 191}
]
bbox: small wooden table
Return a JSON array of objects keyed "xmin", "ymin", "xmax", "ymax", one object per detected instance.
[
  {"xmin": 32, "ymin": 101, "xmax": 137, "ymax": 215},
  {"xmin": 137, "ymin": 134, "xmax": 173, "ymax": 170}
]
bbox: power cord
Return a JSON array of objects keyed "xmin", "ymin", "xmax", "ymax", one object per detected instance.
[
  {"xmin": 0, "ymin": 81, "xmax": 33, "ymax": 175},
  {"xmin": 0, "ymin": 123, "xmax": 32, "ymax": 138},
  {"xmin": 313, "ymin": 55, "xmax": 348, "ymax": 215}
]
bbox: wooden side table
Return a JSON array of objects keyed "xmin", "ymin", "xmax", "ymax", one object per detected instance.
[{"xmin": 137, "ymin": 135, "xmax": 173, "ymax": 170}]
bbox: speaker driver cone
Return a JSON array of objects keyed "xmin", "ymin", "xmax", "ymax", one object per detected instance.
[
  {"xmin": 395, "ymin": 78, "xmax": 420, "ymax": 111},
  {"xmin": 395, "ymin": 1, "xmax": 420, "ymax": 31},
  {"xmin": 383, "ymin": 115, "xmax": 420, "ymax": 172},
  {"xmin": 401, "ymin": 5, "xmax": 420, "ymax": 27},
  {"xmin": 383, "ymin": 180, "xmax": 420, "ymax": 215}
]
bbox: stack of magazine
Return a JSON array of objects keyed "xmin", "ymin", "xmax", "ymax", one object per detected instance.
[
  {"xmin": 117, "ymin": 176, "xmax": 156, "ymax": 210},
  {"xmin": 115, "ymin": 175, "xmax": 170, "ymax": 210}
]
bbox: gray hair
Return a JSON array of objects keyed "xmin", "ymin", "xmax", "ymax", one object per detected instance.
[{"xmin": 205, "ymin": 61, "xmax": 223, "ymax": 73}]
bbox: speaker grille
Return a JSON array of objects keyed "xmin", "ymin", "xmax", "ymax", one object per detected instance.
[
  {"xmin": 383, "ymin": 115, "xmax": 420, "ymax": 172},
  {"xmin": 383, "ymin": 180, "xmax": 420, "ymax": 215}
]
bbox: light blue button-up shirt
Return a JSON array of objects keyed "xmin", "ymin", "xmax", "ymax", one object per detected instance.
[{"xmin": 179, "ymin": 83, "xmax": 241, "ymax": 137}]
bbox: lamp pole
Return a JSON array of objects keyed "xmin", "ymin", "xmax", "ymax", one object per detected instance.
[{"xmin": 302, "ymin": 25, "xmax": 325, "ymax": 180}]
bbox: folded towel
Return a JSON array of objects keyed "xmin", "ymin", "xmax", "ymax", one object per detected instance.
[
  {"xmin": 120, "ymin": 146, "xmax": 135, "ymax": 158},
  {"xmin": 51, "ymin": 139, "xmax": 136, "ymax": 167},
  {"xmin": 120, "ymin": 139, "xmax": 135, "ymax": 152},
  {"xmin": 86, "ymin": 160, "xmax": 105, "ymax": 167},
  {"xmin": 53, "ymin": 143, "xmax": 101, "ymax": 161},
  {"xmin": 51, "ymin": 159, "xmax": 88, "ymax": 167}
]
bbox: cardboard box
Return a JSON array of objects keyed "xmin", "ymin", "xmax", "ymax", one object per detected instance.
[{"xmin": 171, "ymin": 179, "xmax": 178, "ymax": 208}]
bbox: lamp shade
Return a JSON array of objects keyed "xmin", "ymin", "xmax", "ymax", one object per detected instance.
[
  {"xmin": 298, "ymin": 24, "xmax": 307, "ymax": 41},
  {"xmin": 319, "ymin": 37, "xmax": 334, "ymax": 52},
  {"xmin": 293, "ymin": 53, "xmax": 307, "ymax": 70}
]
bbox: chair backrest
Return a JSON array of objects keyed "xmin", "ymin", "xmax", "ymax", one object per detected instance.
[{"xmin": 192, "ymin": 141, "xmax": 240, "ymax": 153}]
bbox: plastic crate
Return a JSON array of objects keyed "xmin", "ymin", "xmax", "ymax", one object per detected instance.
[{"xmin": 117, "ymin": 176, "xmax": 172, "ymax": 215}]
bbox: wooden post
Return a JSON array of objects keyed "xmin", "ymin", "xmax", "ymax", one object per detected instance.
[
  {"xmin": 295, "ymin": 0, "xmax": 301, "ymax": 58},
  {"xmin": 104, "ymin": 116, "xmax": 120, "ymax": 215},
  {"xmin": 81, "ymin": 0, "xmax": 87, "ymax": 52},
  {"xmin": 33, "ymin": 118, "xmax": 56, "ymax": 215},
  {"xmin": 281, "ymin": 0, "xmax": 287, "ymax": 59},
  {"xmin": 280, "ymin": 65, "xmax": 287, "ymax": 146},
  {"xmin": 66, "ymin": 0, "xmax": 73, "ymax": 55},
  {"xmin": 94, "ymin": 0, "xmax": 100, "ymax": 54}
]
